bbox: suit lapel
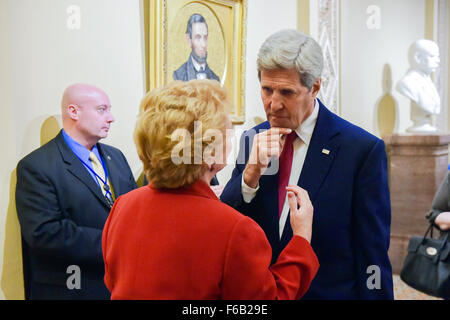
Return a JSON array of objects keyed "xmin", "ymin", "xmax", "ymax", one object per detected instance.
[
  {"xmin": 205, "ymin": 63, "xmax": 218, "ymax": 81},
  {"xmin": 98, "ymin": 144, "xmax": 121, "ymax": 197},
  {"xmin": 298, "ymin": 100, "xmax": 340, "ymax": 202},
  {"xmin": 260, "ymin": 169, "xmax": 282, "ymax": 241},
  {"xmin": 55, "ymin": 132, "xmax": 111, "ymax": 208},
  {"xmin": 186, "ymin": 57, "xmax": 197, "ymax": 81}
]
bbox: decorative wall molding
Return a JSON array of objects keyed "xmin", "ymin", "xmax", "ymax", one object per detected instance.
[
  {"xmin": 436, "ymin": 0, "xmax": 448, "ymax": 131},
  {"xmin": 316, "ymin": 0, "xmax": 339, "ymax": 114}
]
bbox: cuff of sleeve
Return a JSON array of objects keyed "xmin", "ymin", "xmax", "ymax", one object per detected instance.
[
  {"xmin": 426, "ymin": 210, "xmax": 441, "ymax": 223},
  {"xmin": 284, "ymin": 235, "xmax": 320, "ymax": 273},
  {"xmin": 241, "ymin": 174, "xmax": 259, "ymax": 203}
]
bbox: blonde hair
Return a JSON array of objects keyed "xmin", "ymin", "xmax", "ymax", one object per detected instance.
[{"xmin": 134, "ymin": 80, "xmax": 230, "ymax": 189}]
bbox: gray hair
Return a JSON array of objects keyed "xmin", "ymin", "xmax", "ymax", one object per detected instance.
[{"xmin": 257, "ymin": 29, "xmax": 323, "ymax": 90}]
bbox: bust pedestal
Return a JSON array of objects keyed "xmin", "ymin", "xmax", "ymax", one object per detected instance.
[{"xmin": 384, "ymin": 133, "xmax": 450, "ymax": 274}]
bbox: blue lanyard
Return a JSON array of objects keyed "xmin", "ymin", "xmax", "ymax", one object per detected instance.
[{"xmin": 75, "ymin": 153, "xmax": 114, "ymax": 207}]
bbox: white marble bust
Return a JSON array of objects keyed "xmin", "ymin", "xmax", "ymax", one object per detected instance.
[{"xmin": 396, "ymin": 39, "xmax": 441, "ymax": 133}]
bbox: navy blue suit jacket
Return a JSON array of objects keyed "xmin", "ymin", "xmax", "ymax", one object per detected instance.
[
  {"xmin": 173, "ymin": 56, "xmax": 220, "ymax": 82},
  {"xmin": 16, "ymin": 131, "xmax": 137, "ymax": 299},
  {"xmin": 221, "ymin": 100, "xmax": 393, "ymax": 299}
]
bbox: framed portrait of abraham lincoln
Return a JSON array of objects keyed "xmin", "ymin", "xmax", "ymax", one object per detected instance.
[{"xmin": 146, "ymin": 0, "xmax": 247, "ymax": 124}]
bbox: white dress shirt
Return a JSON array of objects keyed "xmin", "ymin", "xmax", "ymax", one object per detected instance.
[
  {"xmin": 241, "ymin": 99, "xmax": 319, "ymax": 238},
  {"xmin": 191, "ymin": 56, "xmax": 207, "ymax": 80}
]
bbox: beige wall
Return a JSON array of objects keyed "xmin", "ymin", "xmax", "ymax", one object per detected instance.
[
  {"xmin": 341, "ymin": 0, "xmax": 426, "ymax": 136},
  {"xmin": 0, "ymin": 0, "xmax": 145, "ymax": 299}
]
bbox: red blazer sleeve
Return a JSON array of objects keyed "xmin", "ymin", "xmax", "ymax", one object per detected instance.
[{"xmin": 221, "ymin": 216, "xmax": 319, "ymax": 300}]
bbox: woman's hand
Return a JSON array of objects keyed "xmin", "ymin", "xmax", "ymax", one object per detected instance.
[
  {"xmin": 286, "ymin": 185, "xmax": 313, "ymax": 243},
  {"xmin": 435, "ymin": 212, "xmax": 450, "ymax": 231}
]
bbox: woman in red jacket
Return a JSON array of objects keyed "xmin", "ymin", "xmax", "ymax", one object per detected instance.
[{"xmin": 102, "ymin": 80, "xmax": 319, "ymax": 299}]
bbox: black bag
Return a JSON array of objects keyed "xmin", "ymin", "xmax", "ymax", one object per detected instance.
[{"xmin": 400, "ymin": 223, "xmax": 450, "ymax": 299}]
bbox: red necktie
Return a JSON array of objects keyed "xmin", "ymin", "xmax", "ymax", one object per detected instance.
[{"xmin": 277, "ymin": 132, "xmax": 297, "ymax": 219}]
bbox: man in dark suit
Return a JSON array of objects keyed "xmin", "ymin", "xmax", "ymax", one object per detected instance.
[
  {"xmin": 220, "ymin": 29, "xmax": 393, "ymax": 299},
  {"xmin": 16, "ymin": 83, "xmax": 137, "ymax": 299},
  {"xmin": 173, "ymin": 13, "xmax": 220, "ymax": 82}
]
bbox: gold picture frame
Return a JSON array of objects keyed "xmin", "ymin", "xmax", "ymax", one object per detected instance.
[{"xmin": 146, "ymin": 0, "xmax": 247, "ymax": 124}]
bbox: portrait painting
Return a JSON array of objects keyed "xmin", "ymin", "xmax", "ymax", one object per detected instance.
[
  {"xmin": 147, "ymin": 0, "xmax": 247, "ymax": 123},
  {"xmin": 171, "ymin": 12, "xmax": 223, "ymax": 82}
]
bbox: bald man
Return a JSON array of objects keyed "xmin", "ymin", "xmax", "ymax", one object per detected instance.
[{"xmin": 16, "ymin": 84, "xmax": 137, "ymax": 299}]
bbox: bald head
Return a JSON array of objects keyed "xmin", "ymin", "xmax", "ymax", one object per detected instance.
[
  {"xmin": 61, "ymin": 83, "xmax": 114, "ymax": 149},
  {"xmin": 409, "ymin": 39, "xmax": 440, "ymax": 74},
  {"xmin": 61, "ymin": 83, "xmax": 109, "ymax": 116}
]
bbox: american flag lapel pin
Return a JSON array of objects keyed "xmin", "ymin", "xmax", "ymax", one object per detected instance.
[{"xmin": 322, "ymin": 148, "xmax": 330, "ymax": 155}]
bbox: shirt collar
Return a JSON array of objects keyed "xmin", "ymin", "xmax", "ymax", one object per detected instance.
[
  {"xmin": 191, "ymin": 55, "xmax": 206, "ymax": 72},
  {"xmin": 294, "ymin": 98, "xmax": 319, "ymax": 146},
  {"xmin": 61, "ymin": 129, "xmax": 101, "ymax": 164}
]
